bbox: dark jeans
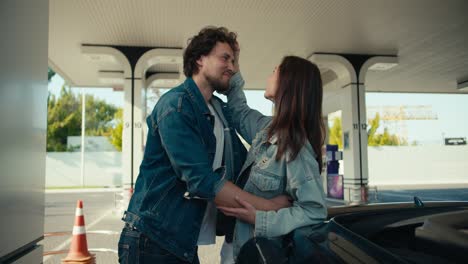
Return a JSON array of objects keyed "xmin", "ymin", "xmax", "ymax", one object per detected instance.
[{"xmin": 118, "ymin": 225, "xmax": 200, "ymax": 264}]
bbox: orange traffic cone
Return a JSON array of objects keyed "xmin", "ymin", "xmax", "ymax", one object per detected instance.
[{"xmin": 62, "ymin": 200, "xmax": 96, "ymax": 264}]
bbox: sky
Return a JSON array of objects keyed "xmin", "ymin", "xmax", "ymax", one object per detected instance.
[
  {"xmin": 365, "ymin": 93, "xmax": 468, "ymax": 145},
  {"xmin": 49, "ymin": 74, "xmax": 468, "ymax": 145}
]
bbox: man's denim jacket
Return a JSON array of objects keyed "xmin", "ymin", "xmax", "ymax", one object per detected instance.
[
  {"xmin": 123, "ymin": 77, "xmax": 246, "ymax": 262},
  {"xmin": 227, "ymin": 73, "xmax": 328, "ymax": 257}
]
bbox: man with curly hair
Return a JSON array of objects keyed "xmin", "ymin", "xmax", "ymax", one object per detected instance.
[{"xmin": 118, "ymin": 26, "xmax": 290, "ymax": 263}]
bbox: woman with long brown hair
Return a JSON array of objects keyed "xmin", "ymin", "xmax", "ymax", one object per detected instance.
[{"xmin": 218, "ymin": 55, "xmax": 327, "ymax": 261}]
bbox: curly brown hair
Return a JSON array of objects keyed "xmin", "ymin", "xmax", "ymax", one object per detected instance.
[{"xmin": 183, "ymin": 26, "xmax": 238, "ymax": 77}]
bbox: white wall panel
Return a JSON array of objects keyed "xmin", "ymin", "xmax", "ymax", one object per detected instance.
[
  {"xmin": 368, "ymin": 146, "xmax": 468, "ymax": 186},
  {"xmin": 0, "ymin": 0, "xmax": 48, "ymax": 261}
]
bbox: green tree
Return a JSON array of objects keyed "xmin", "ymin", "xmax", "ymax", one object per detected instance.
[
  {"xmin": 47, "ymin": 86, "xmax": 81, "ymax": 151},
  {"xmin": 84, "ymin": 94, "xmax": 118, "ymax": 136},
  {"xmin": 327, "ymin": 114, "xmax": 408, "ymax": 148},
  {"xmin": 328, "ymin": 117, "xmax": 343, "ymax": 149},
  {"xmin": 48, "ymin": 68, "xmax": 56, "ymax": 82},
  {"xmin": 47, "ymin": 85, "xmax": 121, "ymax": 151},
  {"xmin": 367, "ymin": 113, "xmax": 380, "ymax": 146},
  {"xmin": 375, "ymin": 127, "xmax": 408, "ymax": 146},
  {"xmin": 368, "ymin": 114, "xmax": 408, "ymax": 146},
  {"xmin": 109, "ymin": 108, "xmax": 123, "ymax": 151}
]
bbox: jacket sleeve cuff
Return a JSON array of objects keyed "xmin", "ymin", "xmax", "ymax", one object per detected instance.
[
  {"xmin": 184, "ymin": 167, "xmax": 227, "ymax": 200},
  {"xmin": 229, "ymin": 72, "xmax": 245, "ymax": 91},
  {"xmin": 213, "ymin": 165, "xmax": 228, "ymax": 196},
  {"xmin": 254, "ymin": 210, "xmax": 269, "ymax": 237},
  {"xmin": 213, "ymin": 177, "xmax": 228, "ymax": 197}
]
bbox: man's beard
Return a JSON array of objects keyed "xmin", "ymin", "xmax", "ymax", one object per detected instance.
[{"xmin": 205, "ymin": 73, "xmax": 230, "ymax": 93}]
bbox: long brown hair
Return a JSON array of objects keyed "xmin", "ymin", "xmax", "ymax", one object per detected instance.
[{"xmin": 268, "ymin": 56, "xmax": 325, "ymax": 171}]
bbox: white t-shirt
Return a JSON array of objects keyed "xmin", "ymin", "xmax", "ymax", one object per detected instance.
[{"xmin": 197, "ymin": 102, "xmax": 225, "ymax": 245}]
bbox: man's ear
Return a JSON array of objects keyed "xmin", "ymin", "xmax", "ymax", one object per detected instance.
[{"xmin": 196, "ymin": 56, "xmax": 205, "ymax": 69}]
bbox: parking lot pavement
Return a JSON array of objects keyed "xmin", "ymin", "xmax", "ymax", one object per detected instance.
[
  {"xmin": 42, "ymin": 190, "xmax": 123, "ymax": 263},
  {"xmin": 368, "ymin": 187, "xmax": 468, "ymax": 203},
  {"xmin": 325, "ymin": 187, "xmax": 468, "ymax": 206},
  {"xmin": 43, "ymin": 187, "xmax": 467, "ymax": 263},
  {"xmin": 42, "ymin": 190, "xmax": 224, "ymax": 263}
]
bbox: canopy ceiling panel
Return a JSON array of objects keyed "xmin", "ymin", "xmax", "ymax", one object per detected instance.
[{"xmin": 49, "ymin": 0, "xmax": 468, "ymax": 93}]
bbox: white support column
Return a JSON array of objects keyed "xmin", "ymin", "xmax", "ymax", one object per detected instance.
[
  {"xmin": 133, "ymin": 78, "xmax": 145, "ymax": 180},
  {"xmin": 311, "ymin": 54, "xmax": 397, "ymax": 204},
  {"xmin": 81, "ymin": 89, "xmax": 86, "ymax": 187},
  {"xmin": 340, "ymin": 83, "xmax": 368, "ymax": 203},
  {"xmin": 80, "ymin": 45, "xmax": 132, "ymax": 189},
  {"xmin": 122, "ymin": 78, "xmax": 133, "ymax": 190},
  {"xmin": 357, "ymin": 56, "xmax": 398, "ymax": 200},
  {"xmin": 132, "ymin": 48, "xmax": 183, "ymax": 183},
  {"xmin": 309, "ymin": 54, "xmax": 368, "ymax": 204}
]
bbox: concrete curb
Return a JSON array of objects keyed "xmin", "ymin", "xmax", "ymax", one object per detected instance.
[{"xmin": 46, "ymin": 188, "xmax": 122, "ymax": 193}]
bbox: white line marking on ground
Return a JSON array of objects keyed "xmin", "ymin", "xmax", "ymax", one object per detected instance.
[
  {"xmin": 43, "ymin": 208, "xmax": 113, "ymax": 263},
  {"xmin": 46, "ymin": 188, "xmax": 122, "ymax": 194}
]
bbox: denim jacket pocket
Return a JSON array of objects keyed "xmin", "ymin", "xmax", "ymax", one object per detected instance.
[{"xmin": 250, "ymin": 167, "xmax": 282, "ymax": 192}]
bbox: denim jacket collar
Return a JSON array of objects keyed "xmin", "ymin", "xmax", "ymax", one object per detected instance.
[{"xmin": 183, "ymin": 77, "xmax": 210, "ymax": 116}]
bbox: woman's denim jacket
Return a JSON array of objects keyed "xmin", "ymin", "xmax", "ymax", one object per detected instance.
[
  {"xmin": 227, "ymin": 73, "xmax": 328, "ymax": 257},
  {"xmin": 122, "ymin": 77, "xmax": 246, "ymax": 262}
]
